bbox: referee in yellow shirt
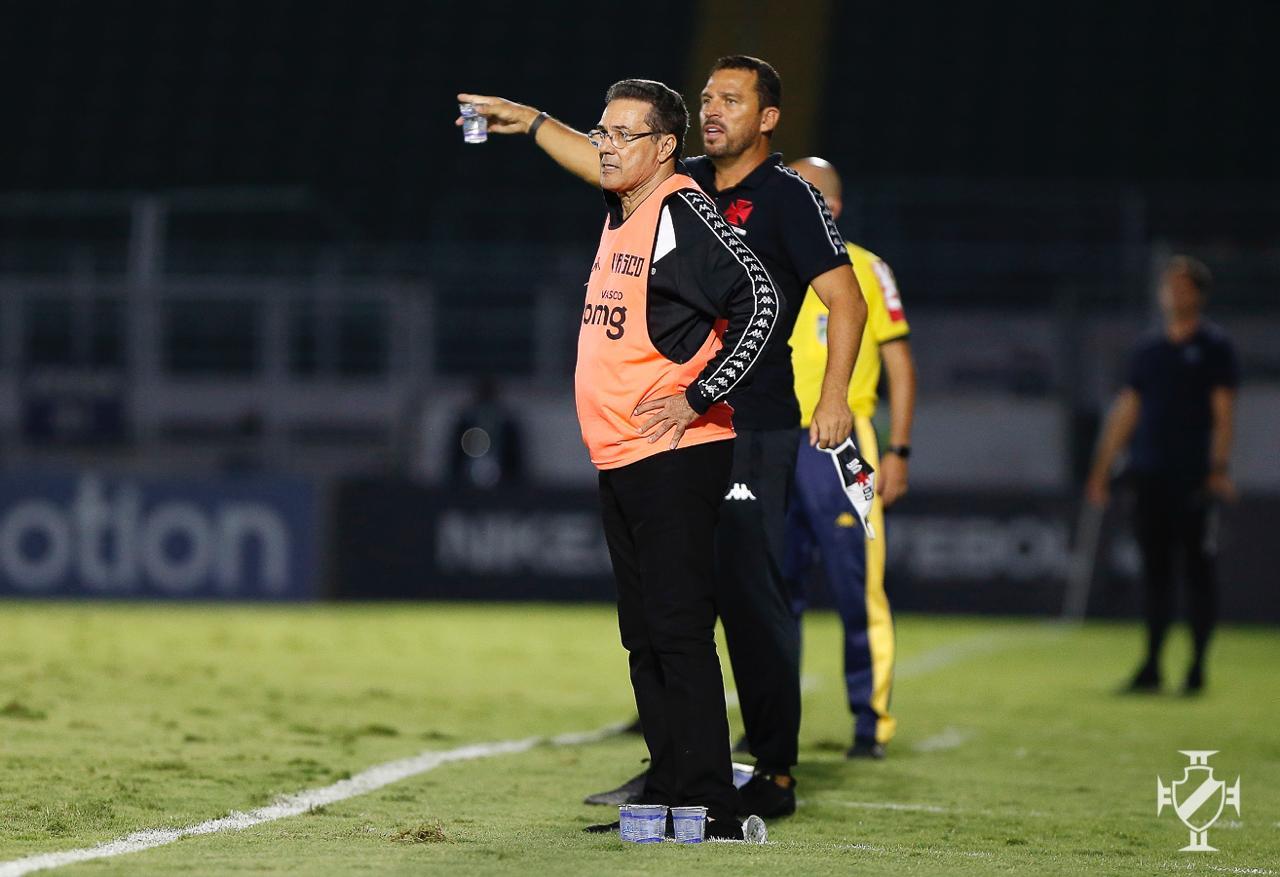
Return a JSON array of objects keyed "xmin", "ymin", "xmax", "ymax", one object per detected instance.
[{"xmin": 783, "ymin": 158, "xmax": 917, "ymax": 759}]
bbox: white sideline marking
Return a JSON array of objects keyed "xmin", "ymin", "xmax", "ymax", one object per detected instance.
[
  {"xmin": 912, "ymin": 726, "xmax": 973, "ymax": 753},
  {"xmin": 893, "ymin": 628, "xmax": 1057, "ymax": 681},
  {"xmin": 805, "ymin": 796, "xmax": 1053, "ymax": 819},
  {"xmin": 0, "ymin": 721, "xmax": 630, "ymax": 877},
  {"xmin": 737, "ymin": 626, "xmax": 1031, "ymax": 713},
  {"xmin": 840, "ymin": 842, "xmax": 993, "ymax": 859},
  {"xmin": 825, "ymin": 800, "xmax": 950, "ymax": 814}
]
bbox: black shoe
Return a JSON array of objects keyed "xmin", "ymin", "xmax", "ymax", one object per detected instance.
[
  {"xmin": 846, "ymin": 738, "xmax": 886, "ymax": 760},
  {"xmin": 1183, "ymin": 665, "xmax": 1205, "ymax": 694},
  {"xmin": 583, "ymin": 770, "xmax": 647, "ymax": 806},
  {"xmin": 731, "ymin": 734, "xmax": 751, "ymax": 754},
  {"xmin": 738, "ymin": 773, "xmax": 796, "ymax": 819},
  {"xmin": 1124, "ymin": 663, "xmax": 1161, "ymax": 693},
  {"xmin": 705, "ymin": 814, "xmax": 767, "ymax": 843}
]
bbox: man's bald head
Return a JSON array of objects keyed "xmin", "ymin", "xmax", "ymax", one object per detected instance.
[{"xmin": 788, "ymin": 156, "xmax": 843, "ymax": 219}]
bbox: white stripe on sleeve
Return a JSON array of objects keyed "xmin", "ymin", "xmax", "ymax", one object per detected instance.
[
  {"xmin": 775, "ymin": 165, "xmax": 846, "ymax": 256},
  {"xmin": 676, "ymin": 190, "xmax": 779, "ymax": 403}
]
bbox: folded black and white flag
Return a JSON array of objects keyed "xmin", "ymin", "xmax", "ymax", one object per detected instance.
[{"xmin": 823, "ymin": 437, "xmax": 877, "ymax": 539}]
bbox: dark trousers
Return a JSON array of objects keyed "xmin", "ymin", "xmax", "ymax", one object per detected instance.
[
  {"xmin": 598, "ymin": 439, "xmax": 740, "ymax": 820},
  {"xmin": 715, "ymin": 428, "xmax": 801, "ymax": 774},
  {"xmin": 783, "ymin": 426, "xmax": 895, "ymax": 746},
  {"xmin": 1132, "ymin": 475, "xmax": 1219, "ymax": 669}
]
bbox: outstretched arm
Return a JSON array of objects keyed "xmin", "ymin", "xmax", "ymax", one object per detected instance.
[{"xmin": 455, "ymin": 93, "xmax": 599, "ymax": 185}]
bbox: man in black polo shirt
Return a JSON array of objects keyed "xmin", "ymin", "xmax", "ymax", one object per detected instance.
[
  {"xmin": 459, "ymin": 55, "xmax": 867, "ymax": 818},
  {"xmin": 1086, "ymin": 255, "xmax": 1239, "ymax": 693}
]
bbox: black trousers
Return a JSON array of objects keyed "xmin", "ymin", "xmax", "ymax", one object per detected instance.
[
  {"xmin": 598, "ymin": 439, "xmax": 740, "ymax": 820},
  {"xmin": 715, "ymin": 428, "xmax": 801, "ymax": 774},
  {"xmin": 1132, "ymin": 475, "xmax": 1218, "ymax": 668}
]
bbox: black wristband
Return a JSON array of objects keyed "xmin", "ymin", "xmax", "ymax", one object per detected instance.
[
  {"xmin": 885, "ymin": 444, "xmax": 912, "ymax": 459},
  {"xmin": 527, "ymin": 111, "xmax": 549, "ymax": 137}
]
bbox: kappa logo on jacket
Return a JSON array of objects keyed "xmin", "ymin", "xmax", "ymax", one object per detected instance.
[{"xmin": 724, "ymin": 483, "xmax": 758, "ymax": 501}]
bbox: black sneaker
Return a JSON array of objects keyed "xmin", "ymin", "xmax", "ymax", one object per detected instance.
[
  {"xmin": 583, "ymin": 770, "xmax": 647, "ymax": 806},
  {"xmin": 1124, "ymin": 663, "xmax": 1161, "ymax": 693},
  {"xmin": 1183, "ymin": 665, "xmax": 1205, "ymax": 694},
  {"xmin": 846, "ymin": 738, "xmax": 886, "ymax": 760},
  {"xmin": 738, "ymin": 773, "xmax": 796, "ymax": 818}
]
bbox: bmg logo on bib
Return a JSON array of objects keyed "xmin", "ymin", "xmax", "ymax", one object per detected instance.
[{"xmin": 583, "ymin": 302, "xmax": 627, "ymax": 340}]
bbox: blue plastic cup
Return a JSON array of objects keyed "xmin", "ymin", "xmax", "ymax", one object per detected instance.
[
  {"xmin": 619, "ymin": 804, "xmax": 667, "ymax": 843},
  {"xmin": 670, "ymin": 806, "xmax": 707, "ymax": 843}
]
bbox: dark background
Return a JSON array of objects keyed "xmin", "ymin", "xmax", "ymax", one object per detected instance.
[{"xmin": 0, "ymin": 1, "xmax": 1275, "ymax": 612}]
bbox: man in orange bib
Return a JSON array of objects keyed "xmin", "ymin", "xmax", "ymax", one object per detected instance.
[
  {"xmin": 462, "ymin": 58, "xmax": 867, "ymax": 820},
  {"xmin": 576, "ymin": 79, "xmax": 776, "ymax": 839}
]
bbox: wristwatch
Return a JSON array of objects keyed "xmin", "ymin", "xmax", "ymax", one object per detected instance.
[{"xmin": 885, "ymin": 444, "xmax": 912, "ymax": 460}]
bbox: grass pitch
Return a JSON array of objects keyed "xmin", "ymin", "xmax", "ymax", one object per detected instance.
[{"xmin": 0, "ymin": 602, "xmax": 1277, "ymax": 875}]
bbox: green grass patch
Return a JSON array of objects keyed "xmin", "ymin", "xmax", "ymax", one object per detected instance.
[
  {"xmin": 391, "ymin": 820, "xmax": 449, "ymax": 844},
  {"xmin": 1, "ymin": 699, "xmax": 47, "ymax": 720},
  {"xmin": 0, "ymin": 602, "xmax": 1275, "ymax": 875}
]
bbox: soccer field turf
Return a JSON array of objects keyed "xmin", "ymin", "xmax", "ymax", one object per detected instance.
[{"xmin": 1, "ymin": 603, "xmax": 1276, "ymax": 875}]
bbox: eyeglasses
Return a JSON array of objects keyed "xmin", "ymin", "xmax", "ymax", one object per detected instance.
[{"xmin": 586, "ymin": 127, "xmax": 658, "ymax": 149}]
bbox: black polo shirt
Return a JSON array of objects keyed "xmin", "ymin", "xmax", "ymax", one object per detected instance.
[
  {"xmin": 1125, "ymin": 321, "xmax": 1239, "ymax": 480},
  {"xmin": 683, "ymin": 153, "xmax": 849, "ymax": 430}
]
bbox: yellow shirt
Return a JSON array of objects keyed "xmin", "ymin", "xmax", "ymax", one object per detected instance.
[{"xmin": 790, "ymin": 242, "xmax": 909, "ymax": 424}]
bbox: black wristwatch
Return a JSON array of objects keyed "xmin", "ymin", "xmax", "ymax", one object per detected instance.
[{"xmin": 885, "ymin": 444, "xmax": 912, "ymax": 460}]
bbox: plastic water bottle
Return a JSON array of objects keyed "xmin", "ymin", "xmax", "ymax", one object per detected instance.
[{"xmin": 459, "ymin": 103, "xmax": 487, "ymax": 144}]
